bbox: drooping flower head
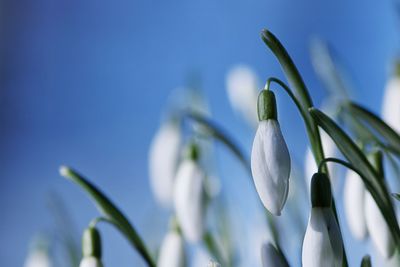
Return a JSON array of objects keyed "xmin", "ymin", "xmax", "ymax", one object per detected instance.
[
  {"xmin": 343, "ymin": 169, "xmax": 368, "ymax": 240},
  {"xmin": 79, "ymin": 227, "xmax": 104, "ymax": 267},
  {"xmin": 157, "ymin": 220, "xmax": 185, "ymax": 267},
  {"xmin": 226, "ymin": 65, "xmax": 259, "ymax": 127},
  {"xmin": 302, "ymin": 173, "xmax": 343, "ymax": 267},
  {"xmin": 365, "ymin": 151, "xmax": 395, "ymax": 259},
  {"xmin": 149, "ymin": 119, "xmax": 182, "ymax": 207},
  {"xmin": 251, "ymin": 89, "xmax": 291, "ymax": 215},
  {"xmin": 382, "ymin": 61, "xmax": 400, "ymax": 133},
  {"xmin": 173, "ymin": 143, "xmax": 206, "ymax": 242}
]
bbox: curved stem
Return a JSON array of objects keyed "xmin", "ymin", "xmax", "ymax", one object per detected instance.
[
  {"xmin": 318, "ymin": 157, "xmax": 363, "ymax": 178},
  {"xmin": 266, "ymin": 77, "xmax": 314, "ymax": 137},
  {"xmin": 89, "ymin": 217, "xmax": 113, "ymax": 229}
]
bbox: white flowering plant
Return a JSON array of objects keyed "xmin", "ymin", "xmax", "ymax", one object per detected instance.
[{"xmin": 41, "ymin": 29, "xmax": 400, "ymax": 267}]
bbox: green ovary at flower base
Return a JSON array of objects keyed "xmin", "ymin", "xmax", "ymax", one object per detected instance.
[{"xmin": 79, "ymin": 227, "xmax": 104, "ymax": 267}]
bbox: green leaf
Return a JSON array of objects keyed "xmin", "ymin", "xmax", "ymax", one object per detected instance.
[
  {"xmin": 186, "ymin": 111, "xmax": 251, "ymax": 175},
  {"xmin": 360, "ymin": 255, "xmax": 371, "ymax": 267},
  {"xmin": 346, "ymin": 102, "xmax": 400, "ymax": 155},
  {"xmin": 309, "ymin": 108, "xmax": 400, "ymax": 244},
  {"xmin": 59, "ymin": 166, "xmax": 155, "ymax": 267},
  {"xmin": 392, "ymin": 193, "xmax": 400, "ymax": 201}
]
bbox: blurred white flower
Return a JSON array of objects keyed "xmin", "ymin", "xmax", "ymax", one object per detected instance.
[
  {"xmin": 24, "ymin": 250, "xmax": 52, "ymax": 267},
  {"xmin": 226, "ymin": 65, "xmax": 259, "ymax": 127},
  {"xmin": 343, "ymin": 170, "xmax": 368, "ymax": 240},
  {"xmin": 79, "ymin": 257, "xmax": 103, "ymax": 267},
  {"xmin": 251, "ymin": 120, "xmax": 291, "ymax": 215},
  {"xmin": 149, "ymin": 120, "xmax": 182, "ymax": 207},
  {"xmin": 207, "ymin": 260, "xmax": 221, "ymax": 267},
  {"xmin": 157, "ymin": 231, "xmax": 185, "ymax": 267},
  {"xmin": 79, "ymin": 256, "xmax": 103, "ymax": 267},
  {"xmin": 382, "ymin": 76, "xmax": 400, "ymax": 133},
  {"xmin": 364, "ymin": 191, "xmax": 395, "ymax": 258},
  {"xmin": 261, "ymin": 242, "xmax": 289, "ymax": 267},
  {"xmin": 174, "ymin": 158, "xmax": 205, "ymax": 242},
  {"xmin": 304, "ymin": 131, "xmax": 337, "ymax": 192},
  {"xmin": 302, "ymin": 207, "xmax": 343, "ymax": 267}
]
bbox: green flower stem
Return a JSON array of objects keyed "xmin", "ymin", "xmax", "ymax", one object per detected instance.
[
  {"xmin": 203, "ymin": 231, "xmax": 227, "ymax": 266},
  {"xmin": 60, "ymin": 166, "xmax": 156, "ymax": 267},
  {"xmin": 360, "ymin": 255, "xmax": 371, "ymax": 267},
  {"xmin": 318, "ymin": 157, "xmax": 362, "ymax": 178},
  {"xmin": 265, "ymin": 77, "xmax": 314, "ymax": 138},
  {"xmin": 310, "ymin": 108, "xmax": 400, "ymax": 246},
  {"xmin": 261, "ymin": 29, "xmax": 348, "ymax": 266},
  {"xmin": 186, "ymin": 111, "xmax": 251, "ymax": 176}
]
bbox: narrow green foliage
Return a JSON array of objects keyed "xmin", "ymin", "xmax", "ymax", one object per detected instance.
[
  {"xmin": 59, "ymin": 166, "xmax": 156, "ymax": 267},
  {"xmin": 309, "ymin": 108, "xmax": 400, "ymax": 244}
]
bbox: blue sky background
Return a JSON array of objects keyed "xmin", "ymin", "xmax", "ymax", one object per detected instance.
[{"xmin": 1, "ymin": 0, "xmax": 399, "ymax": 266}]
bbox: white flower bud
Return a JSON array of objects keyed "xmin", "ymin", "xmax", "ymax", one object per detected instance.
[
  {"xmin": 226, "ymin": 65, "xmax": 259, "ymax": 127},
  {"xmin": 251, "ymin": 120, "xmax": 291, "ymax": 215},
  {"xmin": 24, "ymin": 250, "xmax": 52, "ymax": 267},
  {"xmin": 157, "ymin": 231, "xmax": 185, "ymax": 267},
  {"xmin": 261, "ymin": 242, "xmax": 289, "ymax": 267},
  {"xmin": 207, "ymin": 260, "xmax": 221, "ymax": 267},
  {"xmin": 149, "ymin": 121, "xmax": 182, "ymax": 207},
  {"xmin": 79, "ymin": 257, "xmax": 104, "ymax": 267},
  {"xmin": 364, "ymin": 191, "xmax": 395, "ymax": 258},
  {"xmin": 173, "ymin": 159, "xmax": 205, "ymax": 242},
  {"xmin": 302, "ymin": 207, "xmax": 343, "ymax": 267},
  {"xmin": 382, "ymin": 76, "xmax": 400, "ymax": 133},
  {"xmin": 343, "ymin": 170, "xmax": 368, "ymax": 240}
]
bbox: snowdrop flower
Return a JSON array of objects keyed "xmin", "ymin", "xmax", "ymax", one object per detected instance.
[
  {"xmin": 343, "ymin": 170, "xmax": 368, "ymax": 240},
  {"xmin": 251, "ymin": 89, "xmax": 291, "ymax": 215},
  {"xmin": 79, "ymin": 227, "xmax": 104, "ymax": 267},
  {"xmin": 157, "ymin": 229, "xmax": 185, "ymax": 267},
  {"xmin": 226, "ymin": 65, "xmax": 259, "ymax": 127},
  {"xmin": 261, "ymin": 242, "xmax": 289, "ymax": 267},
  {"xmin": 304, "ymin": 130, "xmax": 337, "ymax": 191},
  {"xmin": 24, "ymin": 249, "xmax": 52, "ymax": 267},
  {"xmin": 365, "ymin": 191, "xmax": 395, "ymax": 259},
  {"xmin": 382, "ymin": 65, "xmax": 400, "ymax": 133},
  {"xmin": 207, "ymin": 260, "xmax": 221, "ymax": 267},
  {"xmin": 174, "ymin": 144, "xmax": 205, "ymax": 242},
  {"xmin": 302, "ymin": 173, "xmax": 343, "ymax": 267},
  {"xmin": 365, "ymin": 151, "xmax": 395, "ymax": 259},
  {"xmin": 149, "ymin": 119, "xmax": 182, "ymax": 207}
]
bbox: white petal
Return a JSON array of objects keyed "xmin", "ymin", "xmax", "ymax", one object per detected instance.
[
  {"xmin": 382, "ymin": 77, "xmax": 400, "ymax": 133},
  {"xmin": 79, "ymin": 257, "xmax": 103, "ymax": 267},
  {"xmin": 343, "ymin": 170, "xmax": 368, "ymax": 240},
  {"xmin": 251, "ymin": 120, "xmax": 291, "ymax": 215},
  {"xmin": 157, "ymin": 231, "xmax": 185, "ymax": 267},
  {"xmin": 261, "ymin": 243, "xmax": 288, "ymax": 267},
  {"xmin": 207, "ymin": 260, "xmax": 221, "ymax": 267},
  {"xmin": 365, "ymin": 191, "xmax": 395, "ymax": 258},
  {"xmin": 149, "ymin": 121, "xmax": 181, "ymax": 207},
  {"xmin": 24, "ymin": 250, "xmax": 52, "ymax": 267},
  {"xmin": 302, "ymin": 208, "xmax": 343, "ymax": 267},
  {"xmin": 226, "ymin": 65, "xmax": 259, "ymax": 126},
  {"xmin": 173, "ymin": 159, "xmax": 205, "ymax": 242},
  {"xmin": 304, "ymin": 131, "xmax": 337, "ymax": 192}
]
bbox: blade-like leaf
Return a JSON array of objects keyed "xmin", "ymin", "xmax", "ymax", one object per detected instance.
[
  {"xmin": 392, "ymin": 193, "xmax": 400, "ymax": 201},
  {"xmin": 346, "ymin": 102, "xmax": 400, "ymax": 155},
  {"xmin": 309, "ymin": 108, "xmax": 400, "ymax": 243},
  {"xmin": 60, "ymin": 166, "xmax": 155, "ymax": 267},
  {"xmin": 186, "ymin": 111, "xmax": 251, "ymax": 174},
  {"xmin": 360, "ymin": 255, "xmax": 371, "ymax": 267}
]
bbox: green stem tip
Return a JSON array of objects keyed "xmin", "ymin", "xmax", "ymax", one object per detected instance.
[
  {"xmin": 311, "ymin": 173, "xmax": 332, "ymax": 208},
  {"xmin": 82, "ymin": 227, "xmax": 102, "ymax": 259},
  {"xmin": 258, "ymin": 89, "xmax": 277, "ymax": 121}
]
